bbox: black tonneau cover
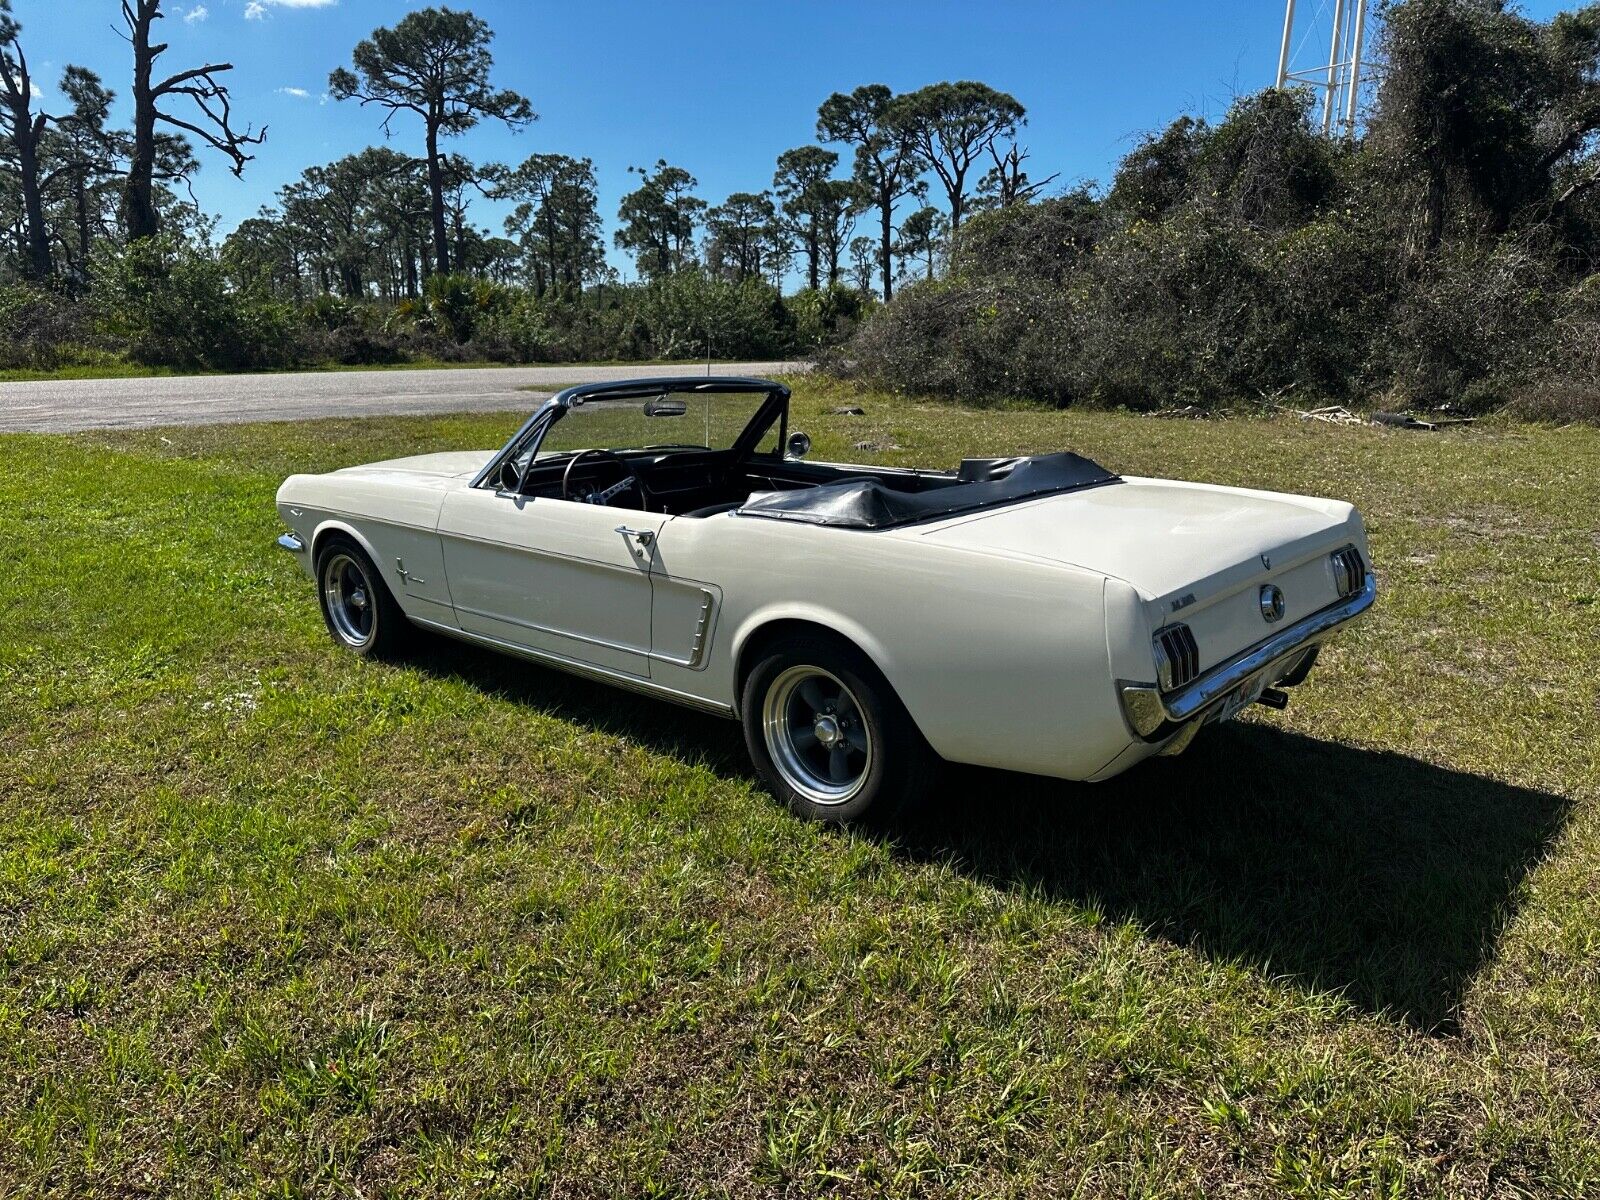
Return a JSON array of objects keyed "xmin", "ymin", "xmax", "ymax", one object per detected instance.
[{"xmin": 737, "ymin": 452, "xmax": 1121, "ymax": 530}]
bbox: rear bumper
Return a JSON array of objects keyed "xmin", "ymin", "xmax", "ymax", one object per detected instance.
[
  {"xmin": 1119, "ymin": 572, "xmax": 1377, "ymax": 741},
  {"xmin": 276, "ymin": 532, "xmax": 306, "ymax": 554}
]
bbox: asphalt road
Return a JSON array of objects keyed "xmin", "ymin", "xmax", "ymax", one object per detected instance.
[{"xmin": 0, "ymin": 361, "xmax": 804, "ymax": 433}]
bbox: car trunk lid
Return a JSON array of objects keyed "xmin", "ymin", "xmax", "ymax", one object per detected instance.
[{"xmin": 915, "ymin": 476, "xmax": 1365, "ymax": 669}]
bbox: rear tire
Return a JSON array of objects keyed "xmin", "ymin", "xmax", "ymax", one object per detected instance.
[
  {"xmin": 314, "ymin": 534, "xmax": 410, "ymax": 659},
  {"xmin": 740, "ymin": 633, "xmax": 935, "ymax": 824}
]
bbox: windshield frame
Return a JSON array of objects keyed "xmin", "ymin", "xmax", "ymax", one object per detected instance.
[{"xmin": 470, "ymin": 376, "xmax": 790, "ymax": 492}]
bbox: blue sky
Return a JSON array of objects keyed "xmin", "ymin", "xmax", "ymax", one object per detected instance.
[{"xmin": 12, "ymin": 0, "xmax": 1577, "ymax": 278}]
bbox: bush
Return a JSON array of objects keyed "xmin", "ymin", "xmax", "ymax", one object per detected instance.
[
  {"xmin": 1378, "ymin": 239, "xmax": 1557, "ymax": 406},
  {"xmin": 296, "ymin": 325, "xmax": 411, "ymax": 366},
  {"xmin": 1503, "ymin": 379, "xmax": 1600, "ymax": 424},
  {"xmin": 93, "ymin": 235, "xmax": 297, "ymax": 371},
  {"xmin": 632, "ymin": 272, "xmax": 795, "ymax": 359},
  {"xmin": 786, "ymin": 285, "xmax": 869, "ymax": 352},
  {"xmin": 831, "ymin": 276, "xmax": 1076, "ymax": 404},
  {"xmin": 0, "ymin": 283, "xmax": 102, "ymax": 370},
  {"xmin": 1499, "ymin": 276, "xmax": 1600, "ymax": 423},
  {"xmin": 420, "ymin": 273, "xmax": 519, "ymax": 344},
  {"xmin": 300, "ymin": 293, "xmax": 362, "ymax": 331},
  {"xmin": 837, "ymin": 48, "xmax": 1600, "ymax": 415}
]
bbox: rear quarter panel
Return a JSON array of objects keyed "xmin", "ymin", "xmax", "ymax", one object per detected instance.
[{"xmin": 654, "ymin": 515, "xmax": 1133, "ymax": 780}]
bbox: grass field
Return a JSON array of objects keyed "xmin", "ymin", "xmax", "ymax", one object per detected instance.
[{"xmin": 2, "ymin": 379, "xmax": 1598, "ymax": 1197}]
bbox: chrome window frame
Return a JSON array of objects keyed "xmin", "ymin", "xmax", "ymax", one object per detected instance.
[{"xmin": 469, "ymin": 376, "xmax": 790, "ymax": 493}]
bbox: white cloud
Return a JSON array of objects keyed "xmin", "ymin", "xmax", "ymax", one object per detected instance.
[
  {"xmin": 277, "ymin": 86, "xmax": 311, "ymax": 98},
  {"xmin": 245, "ymin": 0, "xmax": 334, "ymax": 18},
  {"xmin": 183, "ymin": 5, "xmax": 208, "ymax": 21}
]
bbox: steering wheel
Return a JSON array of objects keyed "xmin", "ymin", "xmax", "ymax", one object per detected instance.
[{"xmin": 561, "ymin": 448, "xmax": 656, "ymax": 511}]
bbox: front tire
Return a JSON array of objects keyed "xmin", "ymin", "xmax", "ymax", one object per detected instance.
[
  {"xmin": 314, "ymin": 535, "xmax": 409, "ymax": 659},
  {"xmin": 740, "ymin": 634, "xmax": 934, "ymax": 824}
]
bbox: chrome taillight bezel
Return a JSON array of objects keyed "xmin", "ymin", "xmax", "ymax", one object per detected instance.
[
  {"xmin": 1330, "ymin": 545, "xmax": 1366, "ymax": 599},
  {"xmin": 1153, "ymin": 623, "xmax": 1200, "ymax": 693}
]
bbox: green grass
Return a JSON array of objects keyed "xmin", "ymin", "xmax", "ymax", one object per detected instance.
[{"xmin": 2, "ymin": 378, "xmax": 1598, "ymax": 1197}]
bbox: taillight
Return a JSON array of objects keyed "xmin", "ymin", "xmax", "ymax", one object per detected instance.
[
  {"xmin": 1330, "ymin": 545, "xmax": 1366, "ymax": 598},
  {"xmin": 1153, "ymin": 624, "xmax": 1200, "ymax": 692}
]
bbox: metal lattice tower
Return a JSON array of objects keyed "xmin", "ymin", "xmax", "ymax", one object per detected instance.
[{"xmin": 1275, "ymin": 0, "xmax": 1370, "ymax": 136}]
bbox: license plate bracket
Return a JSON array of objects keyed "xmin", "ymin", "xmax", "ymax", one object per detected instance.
[{"xmin": 1215, "ymin": 672, "xmax": 1266, "ymax": 723}]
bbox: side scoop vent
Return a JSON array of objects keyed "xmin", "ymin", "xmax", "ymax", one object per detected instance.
[{"xmin": 1153, "ymin": 624, "xmax": 1200, "ymax": 693}]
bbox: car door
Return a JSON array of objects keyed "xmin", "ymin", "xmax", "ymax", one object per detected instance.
[{"xmin": 436, "ymin": 486, "xmax": 667, "ymax": 677}]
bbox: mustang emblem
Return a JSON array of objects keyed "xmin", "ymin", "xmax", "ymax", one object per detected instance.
[
  {"xmin": 1259, "ymin": 584, "xmax": 1285, "ymax": 623},
  {"xmin": 1260, "ymin": 552, "xmax": 1272, "ymax": 570}
]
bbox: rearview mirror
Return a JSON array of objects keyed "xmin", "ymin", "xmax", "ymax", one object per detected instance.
[
  {"xmin": 785, "ymin": 430, "xmax": 811, "ymax": 460},
  {"xmin": 644, "ymin": 396, "xmax": 688, "ymax": 417}
]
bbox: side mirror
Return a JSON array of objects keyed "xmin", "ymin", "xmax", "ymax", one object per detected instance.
[
  {"xmin": 785, "ymin": 430, "xmax": 812, "ymax": 461},
  {"xmin": 496, "ymin": 458, "xmax": 523, "ymax": 492}
]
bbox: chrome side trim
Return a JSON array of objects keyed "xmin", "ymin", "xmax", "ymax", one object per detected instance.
[
  {"xmin": 277, "ymin": 532, "xmax": 306, "ymax": 553},
  {"xmin": 450, "ymin": 602, "xmax": 651, "ymax": 657},
  {"xmin": 409, "ymin": 615, "xmax": 738, "ymax": 718},
  {"xmin": 1120, "ymin": 572, "xmax": 1377, "ymax": 740}
]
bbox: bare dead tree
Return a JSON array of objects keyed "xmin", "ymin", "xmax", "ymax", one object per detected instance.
[
  {"xmin": 982, "ymin": 143, "xmax": 1059, "ymax": 208},
  {"xmin": 119, "ymin": 0, "xmax": 265, "ymax": 241},
  {"xmin": 0, "ymin": 0, "xmax": 50, "ymax": 278}
]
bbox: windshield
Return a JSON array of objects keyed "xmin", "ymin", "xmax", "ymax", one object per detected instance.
[{"xmin": 535, "ymin": 390, "xmax": 774, "ymax": 460}]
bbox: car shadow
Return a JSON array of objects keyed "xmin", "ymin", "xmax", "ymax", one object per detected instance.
[
  {"xmin": 403, "ymin": 634, "xmax": 750, "ymax": 769},
  {"xmin": 403, "ymin": 635, "xmax": 1569, "ymax": 1034},
  {"xmin": 893, "ymin": 723, "xmax": 1572, "ymax": 1033}
]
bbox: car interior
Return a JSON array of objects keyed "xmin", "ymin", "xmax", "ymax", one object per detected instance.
[
  {"xmin": 503, "ymin": 443, "xmax": 967, "ymax": 518},
  {"xmin": 482, "ymin": 381, "xmax": 1118, "ymax": 529}
]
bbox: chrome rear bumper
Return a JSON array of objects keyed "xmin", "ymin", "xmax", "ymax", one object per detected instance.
[
  {"xmin": 276, "ymin": 532, "xmax": 306, "ymax": 554},
  {"xmin": 1120, "ymin": 572, "xmax": 1377, "ymax": 740}
]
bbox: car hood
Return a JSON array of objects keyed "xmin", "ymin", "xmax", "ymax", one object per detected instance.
[
  {"xmin": 330, "ymin": 450, "xmax": 496, "ymax": 481},
  {"xmin": 913, "ymin": 476, "xmax": 1361, "ymax": 601}
]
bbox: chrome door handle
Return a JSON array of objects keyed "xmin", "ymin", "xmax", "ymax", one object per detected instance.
[{"xmin": 614, "ymin": 525, "xmax": 655, "ymax": 548}]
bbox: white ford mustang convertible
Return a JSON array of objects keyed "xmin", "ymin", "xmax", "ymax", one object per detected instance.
[{"xmin": 276, "ymin": 376, "xmax": 1375, "ymax": 821}]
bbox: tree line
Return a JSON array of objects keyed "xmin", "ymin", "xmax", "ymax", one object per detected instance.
[
  {"xmin": 8, "ymin": 0, "xmax": 1598, "ymax": 423},
  {"xmin": 839, "ymin": 0, "xmax": 1600, "ymax": 423},
  {"xmin": 1, "ymin": 3, "xmax": 1044, "ymax": 306}
]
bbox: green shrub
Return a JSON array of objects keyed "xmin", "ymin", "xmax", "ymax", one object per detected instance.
[
  {"xmin": 630, "ymin": 272, "xmax": 795, "ymax": 360},
  {"xmin": 300, "ymin": 294, "xmax": 362, "ymax": 331},
  {"xmin": 0, "ymin": 283, "xmax": 102, "ymax": 370},
  {"xmin": 93, "ymin": 235, "xmax": 297, "ymax": 371},
  {"xmin": 421, "ymin": 273, "xmax": 517, "ymax": 343},
  {"xmin": 785, "ymin": 285, "xmax": 869, "ymax": 352}
]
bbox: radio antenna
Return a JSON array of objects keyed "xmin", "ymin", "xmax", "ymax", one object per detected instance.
[{"xmin": 1275, "ymin": 0, "xmax": 1369, "ymax": 137}]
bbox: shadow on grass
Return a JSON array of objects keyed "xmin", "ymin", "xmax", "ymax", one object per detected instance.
[
  {"xmin": 895, "ymin": 723, "xmax": 1572, "ymax": 1033},
  {"xmin": 406, "ymin": 635, "xmax": 1569, "ymax": 1033},
  {"xmin": 404, "ymin": 634, "xmax": 749, "ymax": 769}
]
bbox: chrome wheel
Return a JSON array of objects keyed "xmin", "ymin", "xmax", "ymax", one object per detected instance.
[
  {"xmin": 321, "ymin": 552, "xmax": 375, "ymax": 648},
  {"xmin": 761, "ymin": 665, "xmax": 874, "ymax": 805}
]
